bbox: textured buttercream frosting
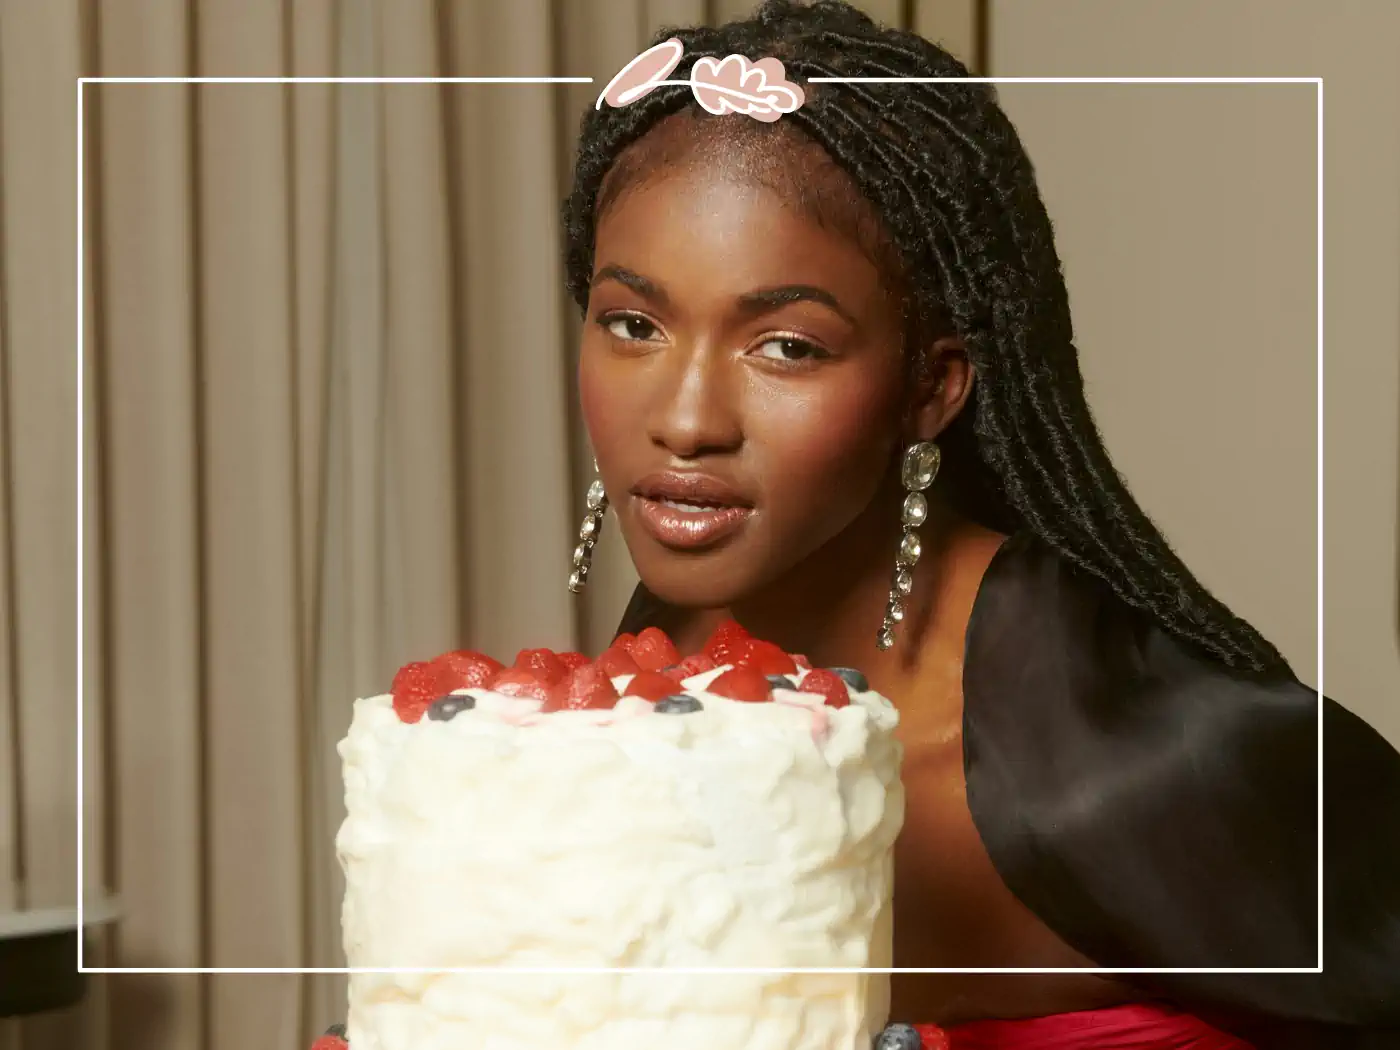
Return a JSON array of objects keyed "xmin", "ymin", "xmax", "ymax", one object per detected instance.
[{"xmin": 337, "ymin": 663, "xmax": 904, "ymax": 1050}]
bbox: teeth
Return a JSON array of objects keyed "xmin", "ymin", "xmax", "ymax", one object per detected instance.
[{"xmin": 660, "ymin": 498, "xmax": 721, "ymax": 513}]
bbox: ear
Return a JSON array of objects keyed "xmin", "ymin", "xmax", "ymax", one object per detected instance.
[{"xmin": 906, "ymin": 334, "xmax": 975, "ymax": 442}]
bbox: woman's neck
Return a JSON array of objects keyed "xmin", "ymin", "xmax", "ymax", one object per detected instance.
[{"xmin": 729, "ymin": 484, "xmax": 978, "ymax": 677}]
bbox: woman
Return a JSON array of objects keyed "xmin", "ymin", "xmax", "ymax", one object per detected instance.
[{"xmin": 563, "ymin": 1, "xmax": 1400, "ymax": 1047}]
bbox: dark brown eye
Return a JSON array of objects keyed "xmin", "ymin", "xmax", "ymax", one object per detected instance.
[
  {"xmin": 600, "ymin": 313, "xmax": 660, "ymax": 341},
  {"xmin": 752, "ymin": 336, "xmax": 827, "ymax": 362}
]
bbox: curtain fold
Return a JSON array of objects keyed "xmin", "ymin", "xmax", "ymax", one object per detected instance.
[
  {"xmin": 0, "ymin": 2, "xmax": 977, "ymax": 1047},
  {"xmin": 92, "ymin": 0, "xmax": 204, "ymax": 1041},
  {"xmin": 0, "ymin": 0, "xmax": 106, "ymax": 1048},
  {"xmin": 194, "ymin": 0, "xmax": 304, "ymax": 1039}
]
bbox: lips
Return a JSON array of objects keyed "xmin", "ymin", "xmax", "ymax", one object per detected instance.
[{"xmin": 630, "ymin": 472, "xmax": 755, "ymax": 550}]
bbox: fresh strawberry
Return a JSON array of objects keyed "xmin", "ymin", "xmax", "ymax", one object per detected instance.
[
  {"xmin": 792, "ymin": 653, "xmax": 812, "ymax": 671},
  {"xmin": 434, "ymin": 650, "xmax": 503, "ymax": 690},
  {"xmin": 798, "ymin": 668, "xmax": 850, "ymax": 708},
  {"xmin": 611, "ymin": 631, "xmax": 637, "ymax": 654},
  {"xmin": 706, "ymin": 664, "xmax": 772, "ymax": 703},
  {"xmin": 915, "ymin": 1024, "xmax": 951, "ymax": 1050},
  {"xmin": 620, "ymin": 670, "xmax": 677, "ymax": 702},
  {"xmin": 630, "ymin": 626, "xmax": 680, "ymax": 672},
  {"xmin": 544, "ymin": 664, "xmax": 619, "ymax": 712},
  {"xmin": 703, "ymin": 619, "xmax": 752, "ymax": 665},
  {"xmin": 567, "ymin": 665, "xmax": 620, "ymax": 710},
  {"xmin": 391, "ymin": 660, "xmax": 454, "ymax": 723},
  {"xmin": 311, "ymin": 1037, "xmax": 348, "ymax": 1050},
  {"xmin": 512, "ymin": 647, "xmax": 566, "ymax": 685},
  {"xmin": 596, "ymin": 645, "xmax": 642, "ymax": 678},
  {"xmin": 737, "ymin": 639, "xmax": 797, "ymax": 676},
  {"xmin": 664, "ymin": 651, "xmax": 717, "ymax": 682},
  {"xmin": 489, "ymin": 666, "xmax": 550, "ymax": 701},
  {"xmin": 556, "ymin": 651, "xmax": 591, "ymax": 673}
]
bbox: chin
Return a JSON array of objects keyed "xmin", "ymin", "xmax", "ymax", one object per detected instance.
[{"xmin": 631, "ymin": 554, "xmax": 756, "ymax": 611}]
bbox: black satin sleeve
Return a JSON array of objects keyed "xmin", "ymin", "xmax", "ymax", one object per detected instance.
[{"xmin": 963, "ymin": 531, "xmax": 1400, "ymax": 1037}]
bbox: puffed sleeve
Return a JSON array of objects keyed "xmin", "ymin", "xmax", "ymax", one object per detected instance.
[{"xmin": 962, "ymin": 532, "xmax": 1400, "ymax": 1037}]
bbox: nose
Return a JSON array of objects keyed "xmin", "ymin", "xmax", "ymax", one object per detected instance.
[{"xmin": 645, "ymin": 344, "xmax": 743, "ymax": 460}]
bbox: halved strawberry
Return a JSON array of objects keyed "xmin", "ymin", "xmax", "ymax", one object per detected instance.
[
  {"xmin": 664, "ymin": 651, "xmax": 717, "ymax": 682},
  {"xmin": 631, "ymin": 626, "xmax": 680, "ymax": 672},
  {"xmin": 737, "ymin": 639, "xmax": 797, "ymax": 676},
  {"xmin": 556, "ymin": 651, "xmax": 591, "ymax": 673},
  {"xmin": 512, "ymin": 647, "xmax": 566, "ymax": 685},
  {"xmin": 391, "ymin": 660, "xmax": 455, "ymax": 723},
  {"xmin": 798, "ymin": 668, "xmax": 850, "ymax": 708},
  {"xmin": 706, "ymin": 665, "xmax": 772, "ymax": 703},
  {"xmin": 792, "ymin": 653, "xmax": 812, "ymax": 671},
  {"xmin": 703, "ymin": 619, "xmax": 752, "ymax": 665},
  {"xmin": 543, "ymin": 664, "xmax": 619, "ymax": 712},
  {"xmin": 620, "ymin": 670, "xmax": 678, "ymax": 702},
  {"xmin": 311, "ymin": 1037, "xmax": 349, "ymax": 1050},
  {"xmin": 596, "ymin": 645, "xmax": 642, "ymax": 678},
  {"xmin": 489, "ymin": 666, "xmax": 550, "ymax": 702},
  {"xmin": 434, "ymin": 650, "xmax": 503, "ymax": 690},
  {"xmin": 612, "ymin": 631, "xmax": 637, "ymax": 654}
]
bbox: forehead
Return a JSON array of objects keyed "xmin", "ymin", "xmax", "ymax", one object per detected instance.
[
  {"xmin": 593, "ymin": 114, "xmax": 899, "ymax": 311},
  {"xmin": 594, "ymin": 169, "xmax": 874, "ymax": 305},
  {"xmin": 599, "ymin": 111, "xmax": 898, "ymax": 267}
]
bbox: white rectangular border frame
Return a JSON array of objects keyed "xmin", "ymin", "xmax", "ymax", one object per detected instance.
[{"xmin": 75, "ymin": 74, "xmax": 1325, "ymax": 976}]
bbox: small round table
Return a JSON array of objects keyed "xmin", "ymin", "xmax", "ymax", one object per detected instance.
[{"xmin": 0, "ymin": 898, "xmax": 120, "ymax": 1019}]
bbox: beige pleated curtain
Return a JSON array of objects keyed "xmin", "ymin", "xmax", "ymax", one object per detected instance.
[{"xmin": 0, "ymin": 2, "xmax": 979, "ymax": 1049}]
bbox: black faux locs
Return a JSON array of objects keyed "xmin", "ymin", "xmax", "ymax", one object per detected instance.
[{"xmin": 563, "ymin": 0, "xmax": 1287, "ymax": 676}]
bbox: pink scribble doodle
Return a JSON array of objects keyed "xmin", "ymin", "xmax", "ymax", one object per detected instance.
[
  {"xmin": 598, "ymin": 38, "xmax": 685, "ymax": 108},
  {"xmin": 596, "ymin": 38, "xmax": 805, "ymax": 123}
]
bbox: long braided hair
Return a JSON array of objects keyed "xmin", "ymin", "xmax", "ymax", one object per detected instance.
[{"xmin": 562, "ymin": 0, "xmax": 1288, "ymax": 675}]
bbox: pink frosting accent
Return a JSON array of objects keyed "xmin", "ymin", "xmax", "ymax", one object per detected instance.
[{"xmin": 774, "ymin": 696, "xmax": 832, "ymax": 743}]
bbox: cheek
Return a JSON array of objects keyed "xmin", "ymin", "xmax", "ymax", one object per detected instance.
[
  {"xmin": 578, "ymin": 346, "xmax": 604, "ymax": 444},
  {"xmin": 751, "ymin": 367, "xmax": 904, "ymax": 511},
  {"xmin": 578, "ymin": 337, "xmax": 627, "ymax": 456}
]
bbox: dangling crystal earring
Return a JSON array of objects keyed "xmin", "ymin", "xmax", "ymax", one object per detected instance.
[
  {"xmin": 568, "ymin": 462, "xmax": 608, "ymax": 594},
  {"xmin": 877, "ymin": 440, "xmax": 941, "ymax": 650}
]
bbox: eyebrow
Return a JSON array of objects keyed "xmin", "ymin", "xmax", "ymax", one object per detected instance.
[
  {"xmin": 735, "ymin": 285, "xmax": 857, "ymax": 327},
  {"xmin": 591, "ymin": 265, "xmax": 670, "ymax": 308},
  {"xmin": 592, "ymin": 265, "xmax": 857, "ymax": 327}
]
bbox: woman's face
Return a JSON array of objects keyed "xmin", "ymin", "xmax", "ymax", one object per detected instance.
[{"xmin": 579, "ymin": 146, "xmax": 911, "ymax": 610}]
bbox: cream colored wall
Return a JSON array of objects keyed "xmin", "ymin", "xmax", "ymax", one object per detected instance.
[{"xmin": 988, "ymin": 0, "xmax": 1400, "ymax": 745}]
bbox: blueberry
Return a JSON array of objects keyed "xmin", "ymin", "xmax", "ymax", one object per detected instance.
[
  {"xmin": 874, "ymin": 1023, "xmax": 921, "ymax": 1050},
  {"xmin": 655, "ymin": 694, "xmax": 703, "ymax": 714},
  {"xmin": 324, "ymin": 1023, "xmax": 347, "ymax": 1038},
  {"xmin": 827, "ymin": 667, "xmax": 869, "ymax": 692},
  {"xmin": 765, "ymin": 674, "xmax": 797, "ymax": 690},
  {"xmin": 427, "ymin": 694, "xmax": 475, "ymax": 721}
]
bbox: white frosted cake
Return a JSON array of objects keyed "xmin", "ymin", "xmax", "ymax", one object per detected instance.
[{"xmin": 332, "ymin": 622, "xmax": 905, "ymax": 1050}]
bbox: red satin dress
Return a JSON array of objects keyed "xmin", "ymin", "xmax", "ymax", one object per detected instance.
[{"xmin": 914, "ymin": 1002, "xmax": 1255, "ymax": 1049}]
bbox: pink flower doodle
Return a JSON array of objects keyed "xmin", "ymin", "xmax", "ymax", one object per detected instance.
[
  {"xmin": 689, "ymin": 54, "xmax": 805, "ymax": 122},
  {"xmin": 596, "ymin": 39, "xmax": 805, "ymax": 123}
]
